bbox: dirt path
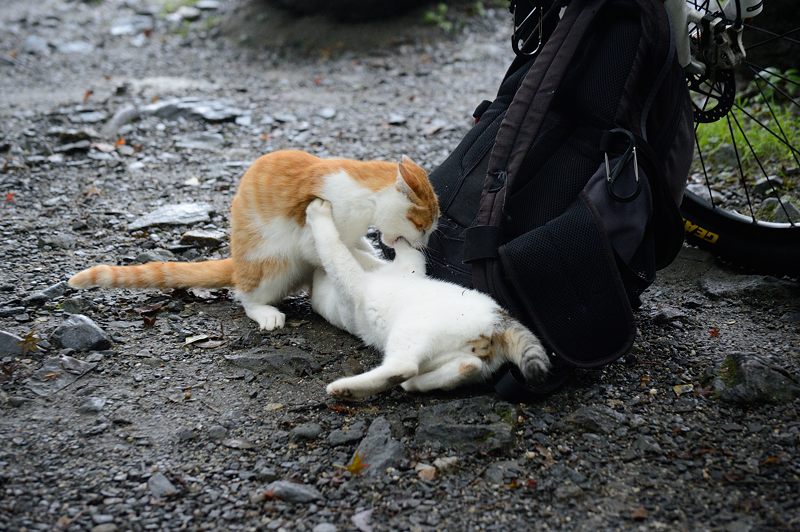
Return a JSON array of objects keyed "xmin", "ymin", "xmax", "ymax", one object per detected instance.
[{"xmin": 1, "ymin": 1, "xmax": 798, "ymax": 530}]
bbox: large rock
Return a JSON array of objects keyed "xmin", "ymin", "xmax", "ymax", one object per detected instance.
[
  {"xmin": 353, "ymin": 416, "xmax": 404, "ymax": 477},
  {"xmin": 713, "ymin": 352, "xmax": 800, "ymax": 404},
  {"xmin": 128, "ymin": 203, "xmax": 214, "ymax": 231},
  {"xmin": 51, "ymin": 315, "xmax": 112, "ymax": 351},
  {"xmin": 415, "ymin": 398, "xmax": 515, "ymax": 453}
]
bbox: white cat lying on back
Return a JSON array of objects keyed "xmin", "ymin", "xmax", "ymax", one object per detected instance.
[{"xmin": 305, "ymin": 199, "xmax": 550, "ymax": 399}]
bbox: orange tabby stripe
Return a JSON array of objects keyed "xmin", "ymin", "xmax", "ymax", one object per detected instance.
[{"xmin": 68, "ymin": 259, "xmax": 234, "ymax": 289}]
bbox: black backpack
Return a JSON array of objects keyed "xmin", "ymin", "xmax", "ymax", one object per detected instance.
[{"xmin": 424, "ymin": 0, "xmax": 694, "ymax": 400}]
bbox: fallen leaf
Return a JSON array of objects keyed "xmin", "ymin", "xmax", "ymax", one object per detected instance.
[
  {"xmin": 761, "ymin": 455, "xmax": 781, "ymax": 466},
  {"xmin": 631, "ymin": 506, "xmax": 648, "ymax": 520},
  {"xmin": 222, "ymin": 438, "xmax": 255, "ymax": 450},
  {"xmin": 18, "ymin": 331, "xmax": 40, "ymax": 356},
  {"xmin": 343, "ymin": 451, "xmax": 369, "ymax": 476},
  {"xmin": 5, "ymin": 191, "xmax": 14, "ymax": 203},
  {"xmin": 116, "ymin": 137, "xmax": 126, "ymax": 146},
  {"xmin": 527, "ymin": 478, "xmax": 538, "ymax": 489},
  {"xmin": 184, "ymin": 334, "xmax": 209, "ymax": 346},
  {"xmin": 194, "ymin": 340, "xmax": 224, "ymax": 349},
  {"xmin": 639, "ymin": 374, "xmax": 651, "ymax": 387},
  {"xmin": 142, "ymin": 315, "xmax": 157, "ymax": 328},
  {"xmin": 82, "ymin": 89, "xmax": 93, "ymax": 104},
  {"xmin": 709, "ymin": 327, "xmax": 720, "ymax": 338},
  {"xmin": 42, "ymin": 371, "xmax": 61, "ymax": 381},
  {"xmin": 673, "ymin": 383, "xmax": 694, "ymax": 396}
]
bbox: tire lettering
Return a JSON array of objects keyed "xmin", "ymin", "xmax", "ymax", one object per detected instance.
[{"xmin": 683, "ymin": 219, "xmax": 719, "ymax": 244}]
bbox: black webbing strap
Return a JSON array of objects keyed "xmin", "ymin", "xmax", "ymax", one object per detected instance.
[{"xmin": 463, "ymin": 225, "xmax": 501, "ymax": 263}]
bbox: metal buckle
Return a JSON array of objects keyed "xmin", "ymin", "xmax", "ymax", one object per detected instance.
[
  {"xmin": 512, "ymin": 1, "xmax": 544, "ymax": 56},
  {"xmin": 603, "ymin": 128, "xmax": 641, "ymax": 203}
]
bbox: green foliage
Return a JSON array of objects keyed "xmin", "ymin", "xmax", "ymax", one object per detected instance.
[
  {"xmin": 159, "ymin": 0, "xmax": 199, "ymax": 16},
  {"xmin": 695, "ymin": 69, "xmax": 800, "ymax": 177},
  {"xmin": 423, "ymin": 3, "xmax": 454, "ymax": 32}
]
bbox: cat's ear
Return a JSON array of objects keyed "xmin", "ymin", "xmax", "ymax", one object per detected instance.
[
  {"xmin": 397, "ymin": 155, "xmax": 423, "ymax": 200},
  {"xmin": 395, "ymin": 158, "xmax": 415, "ymax": 199}
]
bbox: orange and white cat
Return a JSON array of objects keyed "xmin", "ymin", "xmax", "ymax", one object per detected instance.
[{"xmin": 68, "ymin": 150, "xmax": 439, "ymax": 330}]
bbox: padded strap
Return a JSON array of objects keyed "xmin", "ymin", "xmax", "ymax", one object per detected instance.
[{"xmin": 463, "ymin": 225, "xmax": 501, "ymax": 263}]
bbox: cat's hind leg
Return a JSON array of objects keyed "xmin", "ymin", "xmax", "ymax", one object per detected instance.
[
  {"xmin": 326, "ymin": 360, "xmax": 420, "ymax": 400},
  {"xmin": 401, "ymin": 353, "xmax": 484, "ymax": 393},
  {"xmin": 234, "ymin": 258, "xmax": 303, "ymax": 331}
]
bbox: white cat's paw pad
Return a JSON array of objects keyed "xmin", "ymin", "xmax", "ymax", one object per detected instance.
[
  {"xmin": 245, "ymin": 306, "xmax": 285, "ymax": 331},
  {"xmin": 306, "ymin": 199, "xmax": 332, "ymax": 219},
  {"xmin": 400, "ymin": 380, "xmax": 418, "ymax": 392},
  {"xmin": 326, "ymin": 381, "xmax": 356, "ymax": 400}
]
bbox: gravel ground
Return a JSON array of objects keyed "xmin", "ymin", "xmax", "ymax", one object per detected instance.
[{"xmin": 1, "ymin": 1, "xmax": 799, "ymax": 530}]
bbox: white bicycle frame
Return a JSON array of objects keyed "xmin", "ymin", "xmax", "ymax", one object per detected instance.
[{"xmin": 663, "ymin": 0, "xmax": 764, "ymax": 74}]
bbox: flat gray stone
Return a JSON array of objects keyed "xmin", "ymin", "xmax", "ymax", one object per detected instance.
[
  {"xmin": 110, "ymin": 15, "xmax": 154, "ymax": 36},
  {"xmin": 148, "ymin": 472, "xmax": 179, "ymax": 497},
  {"xmin": 142, "ymin": 97, "xmax": 244, "ymax": 123},
  {"xmin": 714, "ymin": 352, "xmax": 800, "ymax": 404},
  {"xmin": 290, "ymin": 422, "xmax": 323, "ymax": 441},
  {"xmin": 559, "ymin": 405, "xmax": 626, "ymax": 435},
  {"xmin": 135, "ymin": 248, "xmax": 176, "ymax": 263},
  {"xmin": 56, "ymin": 41, "xmax": 94, "ymax": 54},
  {"xmin": 69, "ymin": 110, "xmax": 108, "ymax": 124},
  {"xmin": 699, "ymin": 270, "xmax": 798, "ymax": 301},
  {"xmin": 416, "ymin": 398, "xmax": 515, "ymax": 453},
  {"xmin": 253, "ymin": 480, "xmax": 322, "ymax": 503},
  {"xmin": 327, "ymin": 421, "xmax": 365, "ymax": 446},
  {"xmin": 180, "ymin": 229, "xmax": 226, "ymax": 247},
  {"xmin": 128, "ymin": 203, "xmax": 214, "ymax": 231},
  {"xmin": 175, "ymin": 132, "xmax": 225, "ymax": 151},
  {"xmin": 224, "ymin": 347, "xmax": 320, "ymax": 376},
  {"xmin": 51, "ymin": 315, "xmax": 111, "ymax": 352},
  {"xmin": 102, "ymin": 105, "xmax": 140, "ymax": 137},
  {"xmin": 0, "ymin": 331, "xmax": 23, "ymax": 356},
  {"xmin": 27, "ymin": 355, "xmax": 97, "ymax": 397},
  {"xmin": 353, "ymin": 417, "xmax": 404, "ymax": 477},
  {"xmin": 23, "ymin": 281, "xmax": 69, "ymax": 307}
]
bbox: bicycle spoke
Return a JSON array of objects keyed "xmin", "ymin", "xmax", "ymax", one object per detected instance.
[
  {"xmin": 747, "ymin": 65, "xmax": 800, "ymax": 115},
  {"xmin": 725, "ymin": 114, "xmax": 756, "ymax": 221},
  {"xmin": 744, "ymin": 26, "xmax": 800, "ymax": 50},
  {"xmin": 729, "ymin": 110, "xmax": 796, "ymax": 225},
  {"xmin": 693, "ymin": 130, "xmax": 717, "ymax": 208},
  {"xmin": 751, "ymin": 75, "xmax": 800, "ymax": 169},
  {"xmin": 731, "ymin": 102, "xmax": 800, "ymax": 158},
  {"xmin": 746, "ymin": 63, "xmax": 800, "ymax": 89}
]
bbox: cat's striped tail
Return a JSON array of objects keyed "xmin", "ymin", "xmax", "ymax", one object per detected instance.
[
  {"xmin": 495, "ymin": 314, "xmax": 550, "ymax": 381},
  {"xmin": 68, "ymin": 258, "xmax": 234, "ymax": 290}
]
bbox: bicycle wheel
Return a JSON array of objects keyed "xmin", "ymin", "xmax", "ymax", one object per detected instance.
[{"xmin": 680, "ymin": 0, "xmax": 800, "ymax": 277}]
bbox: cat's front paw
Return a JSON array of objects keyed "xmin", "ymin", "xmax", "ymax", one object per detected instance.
[
  {"xmin": 244, "ymin": 304, "xmax": 286, "ymax": 331},
  {"xmin": 326, "ymin": 380, "xmax": 359, "ymax": 401},
  {"xmin": 306, "ymin": 198, "xmax": 333, "ymax": 222}
]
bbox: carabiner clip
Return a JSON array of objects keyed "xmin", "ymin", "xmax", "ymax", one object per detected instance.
[
  {"xmin": 602, "ymin": 128, "xmax": 641, "ymax": 203},
  {"xmin": 511, "ymin": 1, "xmax": 543, "ymax": 56}
]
